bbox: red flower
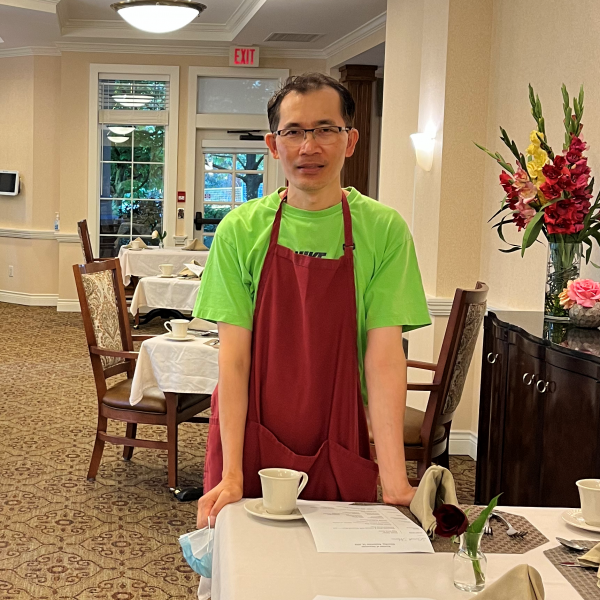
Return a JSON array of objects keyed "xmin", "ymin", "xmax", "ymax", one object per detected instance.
[
  {"xmin": 544, "ymin": 198, "xmax": 589, "ymax": 235},
  {"xmin": 433, "ymin": 504, "xmax": 469, "ymax": 538},
  {"xmin": 569, "ymin": 135, "xmax": 587, "ymax": 156},
  {"xmin": 553, "ymin": 155, "xmax": 567, "ymax": 169},
  {"xmin": 539, "ymin": 181, "xmax": 562, "ymax": 200},
  {"xmin": 542, "ymin": 163, "xmax": 562, "ymax": 181}
]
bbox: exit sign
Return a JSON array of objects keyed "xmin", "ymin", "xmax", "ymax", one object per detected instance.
[{"xmin": 229, "ymin": 46, "xmax": 259, "ymax": 68}]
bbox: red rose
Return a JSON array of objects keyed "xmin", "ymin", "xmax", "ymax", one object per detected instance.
[{"xmin": 433, "ymin": 504, "xmax": 469, "ymax": 538}]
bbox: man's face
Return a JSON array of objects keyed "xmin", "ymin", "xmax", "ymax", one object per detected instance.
[{"xmin": 265, "ymin": 87, "xmax": 359, "ymax": 193}]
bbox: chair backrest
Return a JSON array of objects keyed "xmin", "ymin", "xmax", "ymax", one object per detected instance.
[
  {"xmin": 77, "ymin": 219, "xmax": 95, "ymax": 263},
  {"xmin": 421, "ymin": 282, "xmax": 488, "ymax": 442},
  {"xmin": 73, "ymin": 258, "xmax": 134, "ymax": 398}
]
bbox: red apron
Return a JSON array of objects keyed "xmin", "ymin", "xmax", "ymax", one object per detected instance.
[{"xmin": 204, "ymin": 192, "xmax": 378, "ymax": 501}]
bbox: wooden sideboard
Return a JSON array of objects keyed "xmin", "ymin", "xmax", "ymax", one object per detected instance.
[{"xmin": 475, "ymin": 311, "xmax": 600, "ymax": 508}]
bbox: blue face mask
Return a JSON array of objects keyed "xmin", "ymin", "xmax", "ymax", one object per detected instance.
[{"xmin": 179, "ymin": 518, "xmax": 214, "ymax": 578}]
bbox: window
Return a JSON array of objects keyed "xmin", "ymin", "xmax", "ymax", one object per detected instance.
[
  {"xmin": 96, "ymin": 78, "xmax": 171, "ymax": 258},
  {"xmin": 201, "ymin": 151, "xmax": 265, "ymax": 248},
  {"xmin": 197, "ymin": 78, "xmax": 278, "ymax": 114}
]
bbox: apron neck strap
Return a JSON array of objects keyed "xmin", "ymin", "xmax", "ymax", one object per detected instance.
[{"xmin": 269, "ymin": 190, "xmax": 354, "ymax": 254}]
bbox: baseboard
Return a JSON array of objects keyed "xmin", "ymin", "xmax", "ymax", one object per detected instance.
[
  {"xmin": 57, "ymin": 299, "xmax": 81, "ymax": 312},
  {"xmin": 0, "ymin": 290, "xmax": 58, "ymax": 306},
  {"xmin": 449, "ymin": 430, "xmax": 477, "ymax": 460}
]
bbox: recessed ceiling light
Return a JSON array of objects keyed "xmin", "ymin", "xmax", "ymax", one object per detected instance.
[
  {"xmin": 108, "ymin": 126, "xmax": 135, "ymax": 135},
  {"xmin": 107, "ymin": 136, "xmax": 130, "ymax": 144},
  {"xmin": 111, "ymin": 0, "xmax": 207, "ymax": 33}
]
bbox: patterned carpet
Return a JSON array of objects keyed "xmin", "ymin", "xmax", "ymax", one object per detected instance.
[{"xmin": 0, "ymin": 303, "xmax": 476, "ymax": 599}]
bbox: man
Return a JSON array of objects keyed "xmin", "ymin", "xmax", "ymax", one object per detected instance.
[{"xmin": 194, "ymin": 73, "xmax": 430, "ymax": 528}]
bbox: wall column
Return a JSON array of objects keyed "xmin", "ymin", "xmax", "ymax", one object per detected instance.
[{"xmin": 340, "ymin": 64, "xmax": 377, "ymax": 194}]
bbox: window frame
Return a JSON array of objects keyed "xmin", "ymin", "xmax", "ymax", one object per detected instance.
[{"xmin": 88, "ymin": 65, "xmax": 180, "ymax": 257}]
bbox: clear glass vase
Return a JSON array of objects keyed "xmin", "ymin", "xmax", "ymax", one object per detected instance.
[
  {"xmin": 545, "ymin": 241, "xmax": 582, "ymax": 320},
  {"xmin": 453, "ymin": 532, "xmax": 487, "ymax": 593},
  {"xmin": 159, "ymin": 240, "xmax": 164, "ymax": 249}
]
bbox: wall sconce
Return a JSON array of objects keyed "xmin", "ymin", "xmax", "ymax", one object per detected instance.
[{"xmin": 410, "ymin": 131, "xmax": 436, "ymax": 171}]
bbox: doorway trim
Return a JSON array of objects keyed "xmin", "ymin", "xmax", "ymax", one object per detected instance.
[{"xmin": 185, "ymin": 66, "xmax": 289, "ymax": 242}]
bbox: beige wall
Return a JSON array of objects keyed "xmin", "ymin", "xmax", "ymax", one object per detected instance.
[{"xmin": 0, "ymin": 51, "xmax": 326, "ymax": 304}]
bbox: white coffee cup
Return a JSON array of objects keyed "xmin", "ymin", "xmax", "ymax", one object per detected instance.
[
  {"xmin": 131, "ymin": 239, "xmax": 142, "ymax": 249},
  {"xmin": 259, "ymin": 468, "xmax": 308, "ymax": 515},
  {"xmin": 577, "ymin": 479, "xmax": 600, "ymax": 525},
  {"xmin": 159, "ymin": 263, "xmax": 174, "ymax": 277},
  {"xmin": 164, "ymin": 319, "xmax": 189, "ymax": 339}
]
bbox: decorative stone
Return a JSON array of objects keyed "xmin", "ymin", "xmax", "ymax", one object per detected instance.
[{"xmin": 569, "ymin": 303, "xmax": 600, "ymax": 328}]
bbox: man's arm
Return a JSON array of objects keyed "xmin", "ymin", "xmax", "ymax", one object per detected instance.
[
  {"xmin": 197, "ymin": 322, "xmax": 252, "ymax": 528},
  {"xmin": 364, "ymin": 325, "xmax": 415, "ymax": 506}
]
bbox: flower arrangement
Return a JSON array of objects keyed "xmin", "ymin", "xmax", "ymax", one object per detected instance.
[
  {"xmin": 478, "ymin": 84, "xmax": 600, "ymax": 319},
  {"xmin": 152, "ymin": 229, "xmax": 167, "ymax": 248},
  {"xmin": 434, "ymin": 494, "xmax": 500, "ymax": 591},
  {"xmin": 559, "ymin": 279, "xmax": 600, "ymax": 328}
]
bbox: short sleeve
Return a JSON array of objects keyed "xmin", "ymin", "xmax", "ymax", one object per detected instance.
[
  {"xmin": 364, "ymin": 234, "xmax": 431, "ymax": 333},
  {"xmin": 192, "ymin": 231, "xmax": 254, "ymax": 330}
]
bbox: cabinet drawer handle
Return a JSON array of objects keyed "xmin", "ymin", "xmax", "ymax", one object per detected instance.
[
  {"xmin": 523, "ymin": 373, "xmax": 535, "ymax": 386},
  {"xmin": 536, "ymin": 380, "xmax": 548, "ymax": 393},
  {"xmin": 487, "ymin": 352, "xmax": 498, "ymax": 364}
]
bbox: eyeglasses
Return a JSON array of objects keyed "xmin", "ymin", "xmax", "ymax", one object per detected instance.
[{"xmin": 273, "ymin": 126, "xmax": 351, "ymax": 146}]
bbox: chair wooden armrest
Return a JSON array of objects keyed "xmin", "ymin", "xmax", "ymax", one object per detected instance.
[
  {"xmin": 406, "ymin": 360, "xmax": 438, "ymax": 371},
  {"xmin": 90, "ymin": 346, "xmax": 139, "ymax": 360},
  {"xmin": 131, "ymin": 334, "xmax": 155, "ymax": 342},
  {"xmin": 407, "ymin": 382, "xmax": 441, "ymax": 392}
]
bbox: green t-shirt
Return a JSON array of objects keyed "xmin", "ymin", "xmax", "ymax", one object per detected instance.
[{"xmin": 193, "ymin": 187, "xmax": 431, "ymax": 402}]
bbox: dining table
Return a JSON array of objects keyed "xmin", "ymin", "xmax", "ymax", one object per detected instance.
[
  {"xmin": 129, "ymin": 275, "xmax": 202, "ymax": 316},
  {"xmin": 198, "ymin": 503, "xmax": 600, "ymax": 600},
  {"xmin": 118, "ymin": 246, "xmax": 210, "ymax": 286},
  {"xmin": 129, "ymin": 326, "xmax": 218, "ymax": 406}
]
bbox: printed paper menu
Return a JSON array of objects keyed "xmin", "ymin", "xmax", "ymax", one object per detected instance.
[{"xmin": 298, "ymin": 502, "xmax": 434, "ymax": 554}]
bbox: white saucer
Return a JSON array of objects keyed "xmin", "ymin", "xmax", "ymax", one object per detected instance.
[
  {"xmin": 159, "ymin": 274, "xmax": 175, "ymax": 278},
  {"xmin": 562, "ymin": 508, "xmax": 600, "ymax": 533},
  {"xmin": 164, "ymin": 333, "xmax": 195, "ymax": 342},
  {"xmin": 129, "ymin": 247, "xmax": 144, "ymax": 251},
  {"xmin": 244, "ymin": 499, "xmax": 304, "ymax": 521}
]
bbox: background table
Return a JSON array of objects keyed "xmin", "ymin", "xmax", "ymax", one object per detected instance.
[
  {"xmin": 201, "ymin": 503, "xmax": 600, "ymax": 600},
  {"xmin": 130, "ymin": 333, "xmax": 218, "ymax": 405},
  {"xmin": 129, "ymin": 276, "xmax": 201, "ymax": 315},
  {"xmin": 118, "ymin": 246, "xmax": 210, "ymax": 285}
]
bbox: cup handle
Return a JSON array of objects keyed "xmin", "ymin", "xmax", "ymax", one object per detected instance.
[
  {"xmin": 296, "ymin": 472, "xmax": 309, "ymax": 498},
  {"xmin": 164, "ymin": 322, "xmax": 172, "ymax": 333}
]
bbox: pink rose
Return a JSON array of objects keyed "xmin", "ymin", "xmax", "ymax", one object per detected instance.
[{"xmin": 567, "ymin": 279, "xmax": 600, "ymax": 308}]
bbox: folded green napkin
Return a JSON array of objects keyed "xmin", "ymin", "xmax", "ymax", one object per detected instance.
[
  {"xmin": 409, "ymin": 465, "xmax": 459, "ymax": 537},
  {"xmin": 477, "ymin": 565, "xmax": 544, "ymax": 599}
]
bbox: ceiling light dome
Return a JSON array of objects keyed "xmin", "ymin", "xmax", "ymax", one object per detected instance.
[{"xmin": 111, "ymin": 0, "xmax": 207, "ymax": 34}]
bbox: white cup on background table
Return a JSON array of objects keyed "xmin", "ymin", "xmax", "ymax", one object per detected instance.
[{"xmin": 165, "ymin": 319, "xmax": 190, "ymax": 339}]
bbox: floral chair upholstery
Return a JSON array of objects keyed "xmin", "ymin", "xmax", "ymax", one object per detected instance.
[{"xmin": 80, "ymin": 269, "xmax": 124, "ymax": 369}]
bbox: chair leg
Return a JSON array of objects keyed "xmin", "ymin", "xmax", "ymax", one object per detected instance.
[
  {"xmin": 166, "ymin": 393, "xmax": 178, "ymax": 489},
  {"xmin": 416, "ymin": 457, "xmax": 430, "ymax": 482},
  {"xmin": 123, "ymin": 423, "xmax": 137, "ymax": 461},
  {"xmin": 436, "ymin": 439, "xmax": 450, "ymax": 470},
  {"xmin": 87, "ymin": 414, "xmax": 108, "ymax": 481}
]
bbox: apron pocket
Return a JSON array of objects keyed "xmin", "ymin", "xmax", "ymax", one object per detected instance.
[{"xmin": 329, "ymin": 440, "xmax": 379, "ymax": 503}]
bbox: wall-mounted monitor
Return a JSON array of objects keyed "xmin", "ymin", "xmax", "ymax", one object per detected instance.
[{"xmin": 0, "ymin": 171, "xmax": 19, "ymax": 196}]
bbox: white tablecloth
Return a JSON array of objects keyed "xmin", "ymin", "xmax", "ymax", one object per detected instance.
[
  {"xmin": 118, "ymin": 247, "xmax": 210, "ymax": 285},
  {"xmin": 129, "ymin": 276, "xmax": 201, "ymax": 315},
  {"xmin": 201, "ymin": 502, "xmax": 600, "ymax": 600},
  {"xmin": 130, "ymin": 333, "xmax": 218, "ymax": 405}
]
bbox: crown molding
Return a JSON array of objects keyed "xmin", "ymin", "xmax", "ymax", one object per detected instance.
[
  {"xmin": 227, "ymin": 0, "xmax": 267, "ymax": 38},
  {"xmin": 322, "ymin": 11, "xmax": 386, "ymax": 59},
  {"xmin": 57, "ymin": 41, "xmax": 229, "ymax": 56},
  {"xmin": 0, "ymin": 46, "xmax": 61, "ymax": 58},
  {"xmin": 0, "ymin": 0, "xmax": 59, "ymax": 13}
]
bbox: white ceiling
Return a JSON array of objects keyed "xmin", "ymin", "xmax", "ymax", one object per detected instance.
[{"xmin": 0, "ymin": 0, "xmax": 387, "ymax": 62}]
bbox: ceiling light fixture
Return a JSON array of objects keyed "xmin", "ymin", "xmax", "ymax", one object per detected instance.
[
  {"xmin": 110, "ymin": 0, "xmax": 207, "ymax": 33},
  {"xmin": 107, "ymin": 136, "xmax": 130, "ymax": 144},
  {"xmin": 112, "ymin": 94, "xmax": 153, "ymax": 107},
  {"xmin": 108, "ymin": 126, "xmax": 135, "ymax": 135}
]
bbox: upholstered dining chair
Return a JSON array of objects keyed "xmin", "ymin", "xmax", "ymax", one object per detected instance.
[
  {"xmin": 73, "ymin": 258, "xmax": 211, "ymax": 488},
  {"xmin": 366, "ymin": 282, "xmax": 488, "ymax": 485}
]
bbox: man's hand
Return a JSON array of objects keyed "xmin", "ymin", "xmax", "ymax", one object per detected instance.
[{"xmin": 196, "ymin": 474, "xmax": 243, "ymax": 529}]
